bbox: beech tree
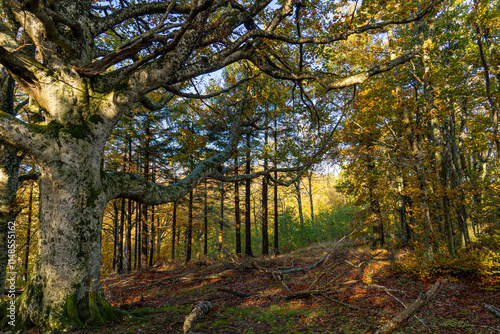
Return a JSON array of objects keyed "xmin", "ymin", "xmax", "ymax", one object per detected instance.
[{"xmin": 0, "ymin": 0, "xmax": 433, "ymax": 331}]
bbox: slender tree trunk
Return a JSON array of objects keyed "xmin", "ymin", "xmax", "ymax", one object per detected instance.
[
  {"xmin": 367, "ymin": 153, "xmax": 384, "ymax": 249},
  {"xmin": 126, "ymin": 137, "xmax": 133, "ymax": 272},
  {"xmin": 112, "ymin": 201, "xmax": 119, "ymax": 271},
  {"xmin": 441, "ymin": 144, "xmax": 457, "ymax": 257},
  {"xmin": 294, "ymin": 181, "xmax": 304, "ymax": 230},
  {"xmin": 204, "ymin": 180, "xmax": 208, "ymax": 255},
  {"xmin": 156, "ymin": 216, "xmax": 161, "ymax": 259},
  {"xmin": 273, "ymin": 116, "xmax": 279, "ymax": 253},
  {"xmin": 171, "ymin": 200, "xmax": 177, "ymax": 259},
  {"xmin": 149, "ymin": 205, "xmax": 155, "ymax": 267},
  {"xmin": 262, "ymin": 175, "xmax": 269, "ymax": 255},
  {"xmin": 218, "ymin": 181, "xmax": 224, "ymax": 254},
  {"xmin": 141, "ymin": 209, "xmax": 148, "ymax": 267},
  {"xmin": 23, "ymin": 182, "xmax": 34, "ymax": 282},
  {"xmin": 126, "ymin": 199, "xmax": 132, "ymax": 272},
  {"xmin": 307, "ymin": 172, "xmax": 314, "ymax": 224},
  {"xmin": 117, "ymin": 198, "xmax": 125, "ymax": 273},
  {"xmin": 398, "ymin": 174, "xmax": 412, "ymax": 246},
  {"xmin": 135, "ymin": 202, "xmax": 142, "ymax": 269},
  {"xmin": 244, "ymin": 133, "xmax": 253, "ymax": 257},
  {"xmin": 141, "ymin": 120, "xmax": 151, "ymax": 268},
  {"xmin": 185, "ymin": 190, "xmax": 194, "ymax": 263},
  {"xmin": 261, "ymin": 110, "xmax": 269, "ymax": 256},
  {"xmin": 234, "ymin": 154, "xmax": 241, "ymax": 256}
]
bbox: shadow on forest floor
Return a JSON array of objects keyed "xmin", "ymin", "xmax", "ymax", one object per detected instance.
[{"xmin": 68, "ymin": 243, "xmax": 499, "ymax": 334}]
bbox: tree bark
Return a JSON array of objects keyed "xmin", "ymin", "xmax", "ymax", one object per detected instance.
[
  {"xmin": 149, "ymin": 204, "xmax": 155, "ymax": 267},
  {"xmin": 234, "ymin": 154, "xmax": 241, "ymax": 256},
  {"xmin": 307, "ymin": 172, "xmax": 314, "ymax": 223},
  {"xmin": 273, "ymin": 116, "xmax": 279, "ymax": 253},
  {"xmin": 295, "ymin": 181, "xmax": 304, "ymax": 231},
  {"xmin": 185, "ymin": 190, "xmax": 194, "ymax": 263},
  {"xmin": 117, "ymin": 197, "xmax": 125, "ymax": 273},
  {"xmin": 12, "ymin": 143, "xmax": 123, "ymax": 330},
  {"xmin": 0, "ymin": 73, "xmax": 19, "ymax": 303},
  {"xmin": 245, "ymin": 133, "xmax": 253, "ymax": 257},
  {"xmin": 204, "ymin": 180, "xmax": 208, "ymax": 256},
  {"xmin": 183, "ymin": 301, "xmax": 212, "ymax": 334},
  {"xmin": 218, "ymin": 181, "xmax": 224, "ymax": 254},
  {"xmin": 112, "ymin": 201, "xmax": 119, "ymax": 271},
  {"xmin": 171, "ymin": 199, "xmax": 177, "ymax": 260},
  {"xmin": 126, "ymin": 198, "xmax": 132, "ymax": 272},
  {"xmin": 23, "ymin": 182, "xmax": 34, "ymax": 282},
  {"xmin": 262, "ymin": 110, "xmax": 269, "ymax": 256}
]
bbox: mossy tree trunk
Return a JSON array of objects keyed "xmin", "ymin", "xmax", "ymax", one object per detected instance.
[{"xmin": 11, "ymin": 136, "xmax": 121, "ymax": 330}]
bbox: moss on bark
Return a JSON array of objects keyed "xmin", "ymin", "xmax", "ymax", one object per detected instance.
[{"xmin": 0, "ymin": 283, "xmax": 124, "ymax": 332}]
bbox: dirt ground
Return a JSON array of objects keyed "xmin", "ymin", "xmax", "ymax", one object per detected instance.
[{"xmin": 65, "ymin": 244, "xmax": 500, "ymax": 333}]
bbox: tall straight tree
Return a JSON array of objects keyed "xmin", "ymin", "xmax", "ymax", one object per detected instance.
[
  {"xmin": 0, "ymin": 0, "xmax": 433, "ymax": 330},
  {"xmin": 244, "ymin": 132, "xmax": 254, "ymax": 257},
  {"xmin": 234, "ymin": 153, "xmax": 242, "ymax": 256}
]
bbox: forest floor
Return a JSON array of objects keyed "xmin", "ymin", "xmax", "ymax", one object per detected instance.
[{"xmin": 75, "ymin": 242, "xmax": 499, "ymax": 334}]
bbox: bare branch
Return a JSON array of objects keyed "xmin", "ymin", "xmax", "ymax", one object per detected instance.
[
  {"xmin": 248, "ymin": 3, "xmax": 434, "ymax": 45},
  {"xmin": 92, "ymin": 1, "xmax": 191, "ymax": 37}
]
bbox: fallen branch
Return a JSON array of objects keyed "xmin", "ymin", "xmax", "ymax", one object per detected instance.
[
  {"xmin": 371, "ymin": 278, "xmax": 446, "ymax": 334},
  {"xmin": 485, "ymin": 303, "xmax": 500, "ymax": 318},
  {"xmin": 252, "ymin": 237, "xmax": 350, "ymax": 275},
  {"xmin": 217, "ymin": 287, "xmax": 252, "ymax": 298},
  {"xmin": 183, "ymin": 301, "xmax": 212, "ymax": 334}
]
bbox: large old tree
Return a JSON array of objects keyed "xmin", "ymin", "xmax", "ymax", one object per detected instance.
[{"xmin": 0, "ymin": 0, "xmax": 433, "ymax": 331}]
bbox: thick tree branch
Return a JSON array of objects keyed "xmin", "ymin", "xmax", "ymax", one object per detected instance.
[
  {"xmin": 138, "ymin": 94, "xmax": 175, "ymax": 111},
  {"xmin": 20, "ymin": 1, "xmax": 78, "ymax": 57},
  {"xmin": 103, "ymin": 94, "xmax": 247, "ymax": 203},
  {"xmin": 0, "ymin": 111, "xmax": 52, "ymax": 158}
]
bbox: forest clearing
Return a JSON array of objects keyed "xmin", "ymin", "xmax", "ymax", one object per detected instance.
[{"xmin": 1, "ymin": 0, "xmax": 500, "ymax": 333}]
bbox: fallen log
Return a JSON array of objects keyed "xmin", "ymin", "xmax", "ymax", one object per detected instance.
[
  {"xmin": 183, "ymin": 301, "xmax": 212, "ymax": 334},
  {"xmin": 217, "ymin": 286, "xmax": 252, "ymax": 298},
  {"xmin": 369, "ymin": 278, "xmax": 446, "ymax": 334}
]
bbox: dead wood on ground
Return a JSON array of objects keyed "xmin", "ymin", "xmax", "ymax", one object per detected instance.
[
  {"xmin": 183, "ymin": 301, "xmax": 212, "ymax": 334},
  {"xmin": 362, "ymin": 278, "xmax": 447, "ymax": 334}
]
